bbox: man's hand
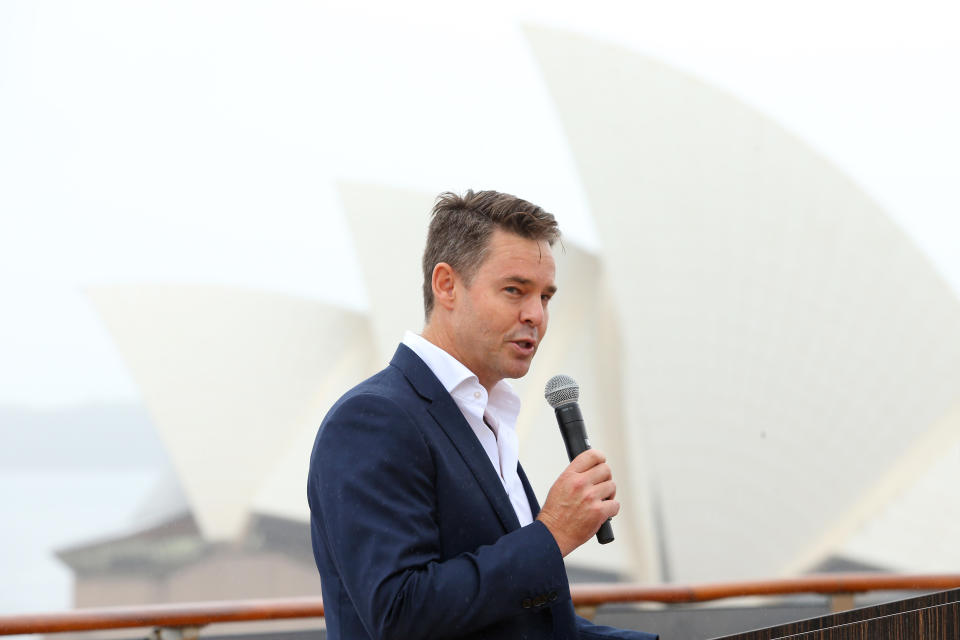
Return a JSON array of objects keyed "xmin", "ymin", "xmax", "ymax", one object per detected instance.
[{"xmin": 535, "ymin": 449, "xmax": 619, "ymax": 557}]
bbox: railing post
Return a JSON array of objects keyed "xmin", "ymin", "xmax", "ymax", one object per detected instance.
[
  {"xmin": 151, "ymin": 625, "xmax": 205, "ymax": 640},
  {"xmin": 830, "ymin": 593, "xmax": 855, "ymax": 612},
  {"xmin": 574, "ymin": 605, "xmax": 598, "ymax": 621}
]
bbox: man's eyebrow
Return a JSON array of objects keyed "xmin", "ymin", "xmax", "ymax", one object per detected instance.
[{"xmin": 504, "ymin": 276, "xmax": 558, "ymax": 295}]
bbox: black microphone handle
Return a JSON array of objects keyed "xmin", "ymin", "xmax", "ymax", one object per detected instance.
[{"xmin": 553, "ymin": 403, "xmax": 615, "ymax": 545}]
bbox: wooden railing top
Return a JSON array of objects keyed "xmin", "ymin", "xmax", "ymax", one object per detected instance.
[
  {"xmin": 2, "ymin": 573, "xmax": 959, "ymax": 635},
  {"xmin": 0, "ymin": 597, "xmax": 325, "ymax": 635}
]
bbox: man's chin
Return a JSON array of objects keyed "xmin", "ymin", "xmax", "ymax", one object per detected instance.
[{"xmin": 503, "ymin": 361, "xmax": 533, "ymax": 381}]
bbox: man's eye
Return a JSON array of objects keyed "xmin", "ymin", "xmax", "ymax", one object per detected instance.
[
  {"xmin": 541, "ymin": 294, "xmax": 552, "ymax": 303},
  {"xmin": 505, "ymin": 287, "xmax": 521, "ymax": 294}
]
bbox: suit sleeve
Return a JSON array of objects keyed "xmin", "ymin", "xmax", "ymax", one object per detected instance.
[{"xmin": 308, "ymin": 393, "xmax": 570, "ymax": 639}]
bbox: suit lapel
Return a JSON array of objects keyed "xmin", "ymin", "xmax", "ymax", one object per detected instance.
[
  {"xmin": 427, "ymin": 397, "xmax": 522, "ymax": 532},
  {"xmin": 391, "ymin": 344, "xmax": 522, "ymax": 533},
  {"xmin": 517, "ymin": 463, "xmax": 540, "ymax": 516}
]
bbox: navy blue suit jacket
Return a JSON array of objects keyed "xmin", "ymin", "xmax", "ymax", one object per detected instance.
[{"xmin": 308, "ymin": 344, "xmax": 657, "ymax": 639}]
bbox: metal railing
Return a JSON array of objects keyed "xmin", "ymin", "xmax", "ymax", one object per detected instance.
[{"xmin": 2, "ymin": 573, "xmax": 959, "ymax": 637}]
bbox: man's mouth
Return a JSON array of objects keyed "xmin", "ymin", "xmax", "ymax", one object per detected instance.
[{"xmin": 510, "ymin": 338, "xmax": 537, "ymax": 355}]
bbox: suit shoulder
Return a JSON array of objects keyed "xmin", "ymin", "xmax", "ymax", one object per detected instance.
[
  {"xmin": 311, "ymin": 365, "xmax": 432, "ymax": 471},
  {"xmin": 316, "ymin": 363, "xmax": 426, "ymax": 444},
  {"xmin": 326, "ymin": 363, "xmax": 415, "ymax": 416}
]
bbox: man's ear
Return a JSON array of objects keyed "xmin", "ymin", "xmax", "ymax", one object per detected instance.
[{"xmin": 432, "ymin": 262, "xmax": 457, "ymax": 311}]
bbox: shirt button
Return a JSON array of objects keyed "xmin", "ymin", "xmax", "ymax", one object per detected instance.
[{"xmin": 474, "ymin": 391, "xmax": 481, "ymax": 399}]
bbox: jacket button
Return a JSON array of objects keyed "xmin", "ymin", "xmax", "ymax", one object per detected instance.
[
  {"xmin": 521, "ymin": 598, "xmax": 532, "ymax": 609},
  {"xmin": 548, "ymin": 591, "xmax": 558, "ymax": 602},
  {"xmin": 533, "ymin": 595, "xmax": 547, "ymax": 607}
]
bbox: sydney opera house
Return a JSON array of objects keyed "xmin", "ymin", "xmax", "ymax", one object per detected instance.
[{"xmin": 1, "ymin": 4, "xmax": 959, "ymax": 640}]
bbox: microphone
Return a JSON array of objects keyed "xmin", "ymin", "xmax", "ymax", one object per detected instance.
[{"xmin": 543, "ymin": 374, "xmax": 614, "ymax": 545}]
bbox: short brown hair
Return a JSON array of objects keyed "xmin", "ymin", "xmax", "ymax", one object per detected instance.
[{"xmin": 421, "ymin": 190, "xmax": 561, "ymax": 319}]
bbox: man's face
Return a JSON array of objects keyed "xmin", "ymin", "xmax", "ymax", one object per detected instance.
[{"xmin": 450, "ymin": 229, "xmax": 557, "ymax": 390}]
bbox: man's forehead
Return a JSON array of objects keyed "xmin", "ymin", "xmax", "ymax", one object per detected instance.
[
  {"xmin": 487, "ymin": 244, "xmax": 555, "ymax": 271},
  {"xmin": 487, "ymin": 231, "xmax": 554, "ymax": 259},
  {"xmin": 478, "ymin": 230, "xmax": 556, "ymax": 275}
]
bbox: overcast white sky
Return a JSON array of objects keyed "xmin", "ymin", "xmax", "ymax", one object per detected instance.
[{"xmin": 0, "ymin": 0, "xmax": 957, "ymax": 407}]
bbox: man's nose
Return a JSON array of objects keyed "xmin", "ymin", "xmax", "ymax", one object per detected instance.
[{"xmin": 519, "ymin": 296, "xmax": 545, "ymax": 326}]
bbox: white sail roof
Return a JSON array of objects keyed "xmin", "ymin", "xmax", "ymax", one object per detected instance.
[
  {"xmin": 525, "ymin": 25, "xmax": 960, "ymax": 581},
  {"xmin": 88, "ymin": 284, "xmax": 372, "ymax": 540}
]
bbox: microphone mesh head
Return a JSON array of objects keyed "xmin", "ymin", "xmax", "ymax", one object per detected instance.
[{"xmin": 544, "ymin": 374, "xmax": 580, "ymax": 408}]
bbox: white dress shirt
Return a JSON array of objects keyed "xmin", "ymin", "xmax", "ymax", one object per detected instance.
[{"xmin": 402, "ymin": 331, "xmax": 534, "ymax": 527}]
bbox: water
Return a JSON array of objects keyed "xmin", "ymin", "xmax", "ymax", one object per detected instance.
[{"xmin": 0, "ymin": 469, "xmax": 162, "ymax": 615}]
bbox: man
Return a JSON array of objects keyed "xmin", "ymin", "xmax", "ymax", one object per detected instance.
[{"xmin": 308, "ymin": 190, "xmax": 657, "ymax": 639}]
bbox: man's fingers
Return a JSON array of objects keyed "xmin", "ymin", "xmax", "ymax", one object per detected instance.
[
  {"xmin": 568, "ymin": 448, "xmax": 606, "ymax": 472},
  {"xmin": 540, "ymin": 454, "xmax": 621, "ymax": 557},
  {"xmin": 593, "ymin": 478, "xmax": 617, "ymax": 502},
  {"xmin": 600, "ymin": 498, "xmax": 620, "ymax": 519},
  {"xmin": 582, "ymin": 462, "xmax": 612, "ymax": 486}
]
